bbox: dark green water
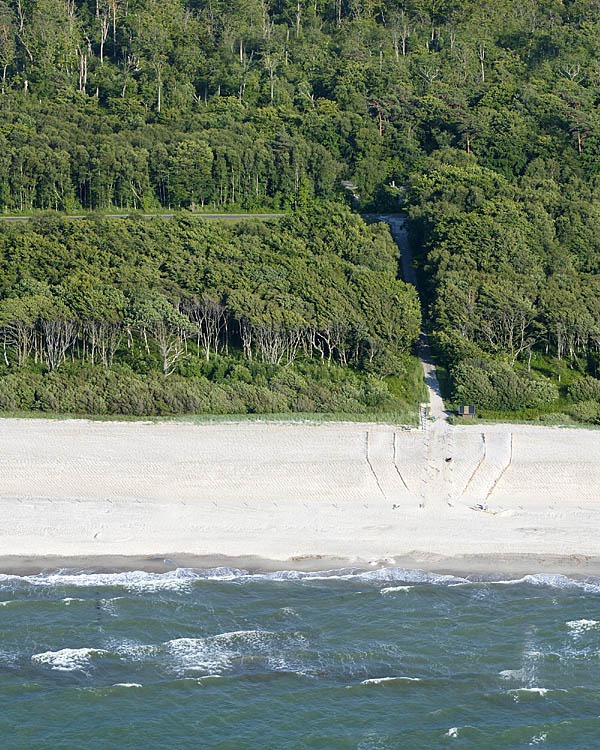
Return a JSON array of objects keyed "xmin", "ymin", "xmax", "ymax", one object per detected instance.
[{"xmin": 1, "ymin": 567, "xmax": 599, "ymax": 749}]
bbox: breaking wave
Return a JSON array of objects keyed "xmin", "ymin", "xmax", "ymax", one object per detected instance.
[
  {"xmin": 359, "ymin": 676, "xmax": 421, "ymax": 685},
  {"xmin": 1, "ymin": 568, "xmax": 599, "ymax": 600},
  {"xmin": 32, "ymin": 647, "xmax": 109, "ymax": 672},
  {"xmin": 111, "ymin": 683, "xmax": 142, "ymax": 688},
  {"xmin": 485, "ymin": 573, "xmax": 600, "ymax": 594},
  {"xmin": 567, "ymin": 619, "xmax": 600, "ymax": 635},
  {"xmin": 0, "ymin": 566, "xmax": 471, "ymax": 592},
  {"xmin": 380, "ymin": 586, "xmax": 414, "ymax": 594},
  {"xmin": 31, "ymin": 630, "xmax": 310, "ymax": 679}
]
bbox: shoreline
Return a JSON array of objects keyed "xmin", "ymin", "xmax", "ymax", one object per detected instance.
[
  {"xmin": 2, "ymin": 409, "xmax": 598, "ymax": 430},
  {"xmin": 1, "ymin": 552, "xmax": 600, "ymax": 579}
]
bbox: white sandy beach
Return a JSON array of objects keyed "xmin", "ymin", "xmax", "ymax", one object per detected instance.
[{"xmin": 1, "ymin": 417, "xmax": 599, "ymax": 575}]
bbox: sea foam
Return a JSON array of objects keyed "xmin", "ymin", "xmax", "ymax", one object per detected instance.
[
  {"xmin": 0, "ymin": 566, "xmax": 469, "ymax": 594},
  {"xmin": 1, "ymin": 567, "xmax": 599, "ymax": 593},
  {"xmin": 32, "ymin": 647, "xmax": 108, "ymax": 672},
  {"xmin": 359, "ymin": 676, "xmax": 421, "ymax": 685},
  {"xmin": 487, "ymin": 573, "xmax": 600, "ymax": 594},
  {"xmin": 113, "ymin": 629, "xmax": 308, "ymax": 677},
  {"xmin": 567, "ymin": 619, "xmax": 600, "ymax": 635},
  {"xmin": 380, "ymin": 585, "xmax": 413, "ymax": 594},
  {"xmin": 111, "ymin": 683, "xmax": 143, "ymax": 688},
  {"xmin": 0, "ymin": 567, "xmax": 248, "ymax": 593},
  {"xmin": 499, "ymin": 668, "xmax": 527, "ymax": 681},
  {"xmin": 529, "ymin": 732, "xmax": 548, "ymax": 745}
]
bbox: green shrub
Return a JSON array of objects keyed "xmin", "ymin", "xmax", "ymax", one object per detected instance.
[
  {"xmin": 537, "ymin": 413, "xmax": 571, "ymax": 424},
  {"xmin": 431, "ymin": 330, "xmax": 484, "ymax": 369},
  {"xmin": 270, "ymin": 369, "xmax": 307, "ymax": 398},
  {"xmin": 103, "ymin": 374, "xmax": 153, "ymax": 415},
  {"xmin": 0, "ymin": 379, "xmax": 18, "ymax": 410},
  {"xmin": 0, "ymin": 373, "xmax": 41, "ymax": 410},
  {"xmin": 0, "ymin": 357, "xmax": 420, "ymax": 418},
  {"xmin": 522, "ymin": 372, "xmax": 560, "ymax": 406},
  {"xmin": 568, "ymin": 376, "xmax": 600, "ymax": 403},
  {"xmin": 453, "ymin": 359, "xmax": 502, "ymax": 409},
  {"xmin": 453, "ymin": 358, "xmax": 559, "ymax": 411},
  {"xmin": 228, "ymin": 382, "xmax": 289, "ymax": 413},
  {"xmin": 72, "ymin": 386, "xmax": 107, "ymax": 414},
  {"xmin": 568, "ymin": 400, "xmax": 600, "ymax": 424}
]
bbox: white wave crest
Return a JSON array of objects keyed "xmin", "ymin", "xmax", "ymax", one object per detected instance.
[
  {"xmin": 567, "ymin": 619, "xmax": 600, "ymax": 635},
  {"xmin": 499, "ymin": 668, "xmax": 526, "ymax": 681},
  {"xmin": 32, "ymin": 647, "xmax": 108, "ymax": 672},
  {"xmin": 354, "ymin": 568, "xmax": 468, "ymax": 585},
  {"xmin": 488, "ymin": 573, "xmax": 600, "ymax": 594},
  {"xmin": 529, "ymin": 733, "xmax": 547, "ymax": 745},
  {"xmin": 111, "ymin": 683, "xmax": 142, "ymax": 688},
  {"xmin": 510, "ymin": 687, "xmax": 550, "ymax": 702},
  {"xmin": 116, "ymin": 629, "xmax": 307, "ymax": 677},
  {"xmin": 0, "ymin": 566, "xmax": 469, "ymax": 591},
  {"xmin": 447, "ymin": 728, "xmax": 458, "ymax": 738},
  {"xmin": 360, "ymin": 676, "xmax": 421, "ymax": 685},
  {"xmin": 253, "ymin": 567, "xmax": 467, "ymax": 586},
  {"xmin": 4, "ymin": 565, "xmax": 596, "ymax": 592},
  {"xmin": 380, "ymin": 586, "xmax": 413, "ymax": 595},
  {"xmin": 517, "ymin": 687, "xmax": 548, "ymax": 695},
  {"xmin": 214, "ymin": 629, "xmax": 308, "ymax": 674},
  {"xmin": 0, "ymin": 567, "xmax": 248, "ymax": 593},
  {"xmin": 163, "ymin": 637, "xmax": 235, "ymax": 674}
]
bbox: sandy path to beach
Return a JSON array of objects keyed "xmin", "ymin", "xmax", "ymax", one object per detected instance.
[
  {"xmin": 1, "ymin": 418, "xmax": 599, "ymax": 573},
  {"xmin": 385, "ymin": 214, "xmax": 447, "ymax": 422}
]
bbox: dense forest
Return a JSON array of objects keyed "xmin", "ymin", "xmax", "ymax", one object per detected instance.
[
  {"xmin": 0, "ymin": 207, "xmax": 423, "ymax": 415},
  {"xmin": 2, "ymin": 0, "xmax": 600, "ymax": 212},
  {"xmin": 407, "ymin": 157, "xmax": 600, "ymax": 419},
  {"xmin": 3, "ymin": 0, "xmax": 600, "ymax": 418}
]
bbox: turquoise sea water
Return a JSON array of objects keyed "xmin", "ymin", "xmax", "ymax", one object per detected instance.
[{"xmin": 1, "ymin": 567, "xmax": 600, "ymax": 749}]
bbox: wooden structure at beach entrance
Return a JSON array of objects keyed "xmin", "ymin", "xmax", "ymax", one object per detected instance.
[{"xmin": 458, "ymin": 405, "xmax": 475, "ymax": 418}]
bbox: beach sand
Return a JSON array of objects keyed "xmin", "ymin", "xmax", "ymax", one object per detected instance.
[{"xmin": 1, "ymin": 417, "xmax": 599, "ymax": 576}]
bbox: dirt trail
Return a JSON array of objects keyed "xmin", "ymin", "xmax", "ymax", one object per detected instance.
[{"xmin": 380, "ymin": 214, "xmax": 447, "ymax": 423}]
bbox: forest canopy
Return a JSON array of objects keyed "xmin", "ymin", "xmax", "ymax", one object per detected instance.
[
  {"xmin": 0, "ymin": 206, "xmax": 423, "ymax": 416},
  {"xmin": 407, "ymin": 155, "xmax": 600, "ymax": 418},
  {"xmin": 3, "ymin": 1, "xmax": 600, "ymax": 211}
]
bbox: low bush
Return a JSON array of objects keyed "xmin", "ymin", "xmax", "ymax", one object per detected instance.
[
  {"xmin": 0, "ymin": 357, "xmax": 419, "ymax": 418},
  {"xmin": 537, "ymin": 413, "xmax": 572, "ymax": 425},
  {"xmin": 567, "ymin": 400, "xmax": 600, "ymax": 424},
  {"xmin": 453, "ymin": 358, "xmax": 559, "ymax": 411},
  {"xmin": 568, "ymin": 376, "xmax": 600, "ymax": 403}
]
